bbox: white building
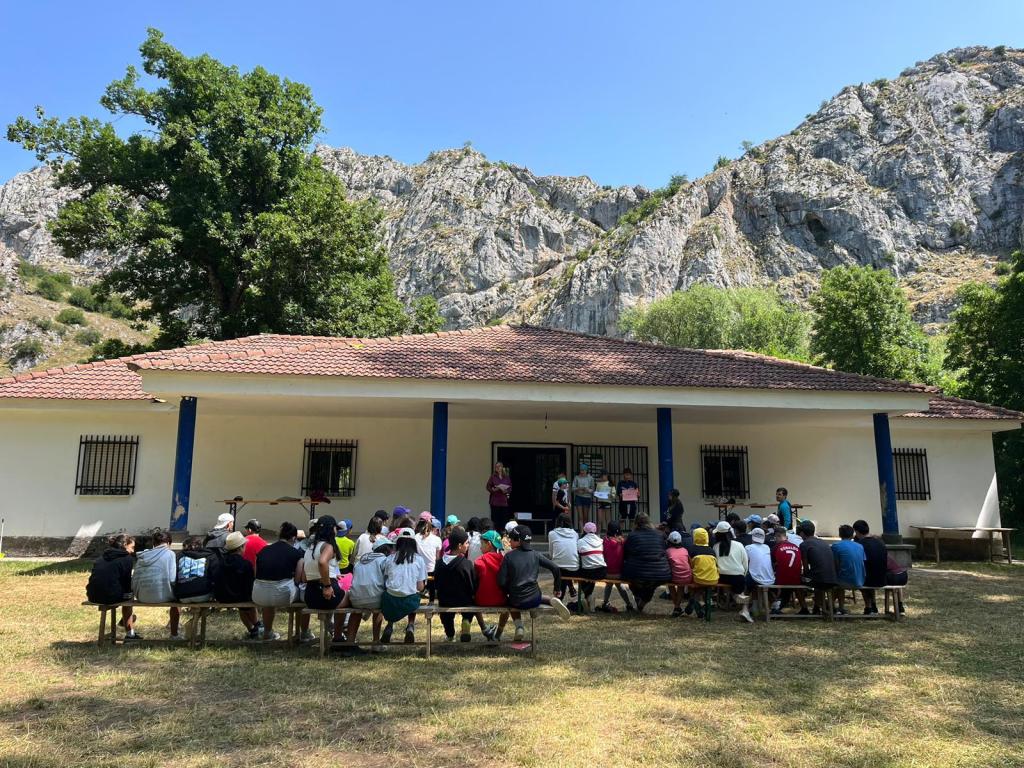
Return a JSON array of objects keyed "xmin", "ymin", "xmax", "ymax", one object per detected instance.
[{"xmin": 0, "ymin": 325, "xmax": 1018, "ymax": 554}]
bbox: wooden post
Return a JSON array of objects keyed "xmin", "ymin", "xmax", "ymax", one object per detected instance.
[
  {"xmin": 319, "ymin": 614, "xmax": 327, "ymax": 658},
  {"xmin": 97, "ymin": 607, "xmax": 107, "ymax": 647},
  {"xmin": 424, "ymin": 612, "xmax": 432, "ymax": 659},
  {"xmin": 110, "ymin": 608, "xmax": 117, "ymax": 645}
]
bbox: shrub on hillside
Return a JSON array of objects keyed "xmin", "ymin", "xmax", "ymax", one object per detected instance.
[
  {"xmin": 9, "ymin": 338, "xmax": 44, "ymax": 364},
  {"xmin": 74, "ymin": 328, "xmax": 103, "ymax": 346},
  {"xmin": 35, "ymin": 275, "xmax": 67, "ymax": 301},
  {"xmin": 67, "ymin": 285, "xmax": 100, "ymax": 311},
  {"xmin": 56, "ymin": 307, "xmax": 87, "ymax": 325}
]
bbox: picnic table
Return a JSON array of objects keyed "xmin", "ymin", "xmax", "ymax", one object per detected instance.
[{"xmin": 910, "ymin": 525, "xmax": 1016, "ymax": 565}]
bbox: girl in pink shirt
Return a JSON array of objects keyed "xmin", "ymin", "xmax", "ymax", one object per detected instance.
[
  {"xmin": 598, "ymin": 522, "xmax": 635, "ymax": 613},
  {"xmin": 665, "ymin": 530, "xmax": 693, "ymax": 617}
]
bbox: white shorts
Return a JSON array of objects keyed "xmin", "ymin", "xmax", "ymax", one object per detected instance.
[{"xmin": 252, "ymin": 578, "xmax": 299, "ymax": 607}]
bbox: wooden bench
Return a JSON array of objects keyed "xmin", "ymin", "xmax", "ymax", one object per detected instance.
[
  {"xmin": 831, "ymin": 585, "xmax": 907, "ymax": 622},
  {"xmin": 755, "ymin": 584, "xmax": 908, "ymax": 623},
  {"xmin": 302, "ymin": 605, "xmax": 550, "ymax": 658},
  {"xmin": 82, "ymin": 600, "xmax": 305, "ymax": 648},
  {"xmin": 558, "ymin": 574, "xmax": 720, "ymax": 621}
]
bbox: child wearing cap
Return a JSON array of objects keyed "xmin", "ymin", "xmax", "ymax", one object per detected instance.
[
  {"xmin": 743, "ymin": 527, "xmax": 774, "ymax": 622},
  {"xmin": 340, "ymin": 536, "xmax": 393, "ymax": 653},
  {"xmin": 665, "ymin": 530, "xmax": 693, "ymax": 617},
  {"xmin": 553, "ymin": 478, "xmax": 571, "ymax": 518},
  {"xmin": 335, "ymin": 521, "xmax": 356, "ymax": 575},
  {"xmin": 498, "ymin": 526, "xmax": 571, "ymax": 640},
  {"xmin": 599, "ymin": 521, "xmax": 635, "ymax": 613},
  {"xmin": 381, "ymin": 528, "xmax": 428, "ymax": 644},
  {"xmin": 434, "ymin": 528, "xmax": 493, "ymax": 642},
  {"xmin": 242, "ymin": 519, "xmax": 267, "ymax": 568},
  {"xmin": 576, "ymin": 521, "xmax": 607, "ymax": 612},
  {"xmin": 217, "ymin": 531, "xmax": 261, "ymax": 639},
  {"xmin": 474, "ymin": 530, "xmax": 508, "ymax": 641}
]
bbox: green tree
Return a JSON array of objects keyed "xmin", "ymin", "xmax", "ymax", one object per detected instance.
[
  {"xmin": 621, "ymin": 285, "xmax": 810, "ymax": 360},
  {"xmin": 408, "ymin": 296, "xmax": 444, "ymax": 334},
  {"xmin": 7, "ymin": 29, "xmax": 409, "ymax": 346},
  {"xmin": 946, "ymin": 250, "xmax": 1024, "ymax": 526},
  {"xmin": 809, "ymin": 265, "xmax": 928, "ymax": 380}
]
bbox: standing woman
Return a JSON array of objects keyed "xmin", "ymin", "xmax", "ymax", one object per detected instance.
[
  {"xmin": 303, "ymin": 515, "xmax": 345, "ymax": 643},
  {"xmin": 486, "ymin": 462, "xmax": 512, "ymax": 529}
]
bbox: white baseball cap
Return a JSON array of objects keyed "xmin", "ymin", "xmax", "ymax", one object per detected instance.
[{"xmin": 214, "ymin": 512, "xmax": 234, "ymax": 529}]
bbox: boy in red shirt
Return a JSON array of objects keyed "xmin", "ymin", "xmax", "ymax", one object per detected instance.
[
  {"xmin": 473, "ymin": 530, "xmax": 506, "ymax": 640},
  {"xmin": 770, "ymin": 525, "xmax": 803, "ymax": 614},
  {"xmin": 598, "ymin": 521, "xmax": 635, "ymax": 613}
]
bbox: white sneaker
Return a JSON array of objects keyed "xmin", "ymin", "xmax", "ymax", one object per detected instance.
[
  {"xmin": 169, "ymin": 633, "xmax": 184, "ymax": 642},
  {"xmin": 549, "ymin": 597, "xmax": 571, "ymax": 620},
  {"xmin": 300, "ymin": 629, "xmax": 316, "ymax": 643},
  {"xmin": 263, "ymin": 630, "xmax": 282, "ymax": 641},
  {"xmin": 739, "ymin": 607, "xmax": 754, "ymax": 623}
]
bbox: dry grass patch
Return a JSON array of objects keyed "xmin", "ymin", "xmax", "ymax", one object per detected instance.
[{"xmin": 0, "ymin": 560, "xmax": 1021, "ymax": 767}]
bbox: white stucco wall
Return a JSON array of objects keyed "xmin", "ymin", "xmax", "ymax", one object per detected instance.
[{"xmin": 0, "ymin": 402, "xmax": 1006, "ymax": 541}]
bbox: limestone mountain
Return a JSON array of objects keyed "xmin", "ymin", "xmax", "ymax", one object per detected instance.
[{"xmin": 2, "ymin": 45, "xmax": 1022, "ymax": 372}]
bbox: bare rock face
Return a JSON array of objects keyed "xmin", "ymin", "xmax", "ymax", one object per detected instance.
[{"xmin": 1, "ymin": 46, "xmax": 1020, "ymax": 339}]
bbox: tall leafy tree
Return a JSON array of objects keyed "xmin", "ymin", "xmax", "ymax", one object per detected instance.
[
  {"xmin": 946, "ymin": 251, "xmax": 1024, "ymax": 526},
  {"xmin": 809, "ymin": 265, "xmax": 928, "ymax": 380},
  {"xmin": 621, "ymin": 285, "xmax": 810, "ymax": 360},
  {"xmin": 7, "ymin": 29, "xmax": 434, "ymax": 345}
]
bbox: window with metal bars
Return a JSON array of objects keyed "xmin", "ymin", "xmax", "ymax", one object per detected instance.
[
  {"xmin": 301, "ymin": 439, "xmax": 358, "ymax": 497},
  {"xmin": 893, "ymin": 448, "xmax": 930, "ymax": 500},
  {"xmin": 700, "ymin": 445, "xmax": 750, "ymax": 499},
  {"xmin": 75, "ymin": 435, "xmax": 139, "ymax": 495}
]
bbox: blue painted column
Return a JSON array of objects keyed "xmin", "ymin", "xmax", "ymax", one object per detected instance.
[
  {"xmin": 169, "ymin": 397, "xmax": 197, "ymax": 531},
  {"xmin": 657, "ymin": 407, "xmax": 674, "ymax": 522},
  {"xmin": 872, "ymin": 412, "xmax": 901, "ymax": 542},
  {"xmin": 430, "ymin": 401, "xmax": 448, "ymax": 519}
]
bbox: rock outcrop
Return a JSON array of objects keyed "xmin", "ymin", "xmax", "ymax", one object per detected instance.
[{"xmin": 1, "ymin": 46, "xmax": 1020, "ymax": 346}]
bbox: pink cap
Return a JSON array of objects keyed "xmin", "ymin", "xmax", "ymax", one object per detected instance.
[
  {"xmin": 419, "ymin": 511, "xmax": 433, "ymax": 522},
  {"xmin": 583, "ymin": 522, "xmax": 598, "ymax": 534}
]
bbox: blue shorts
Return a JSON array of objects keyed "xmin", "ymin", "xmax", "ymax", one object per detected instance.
[
  {"xmin": 573, "ymin": 496, "xmax": 592, "ymax": 508},
  {"xmin": 511, "ymin": 594, "xmax": 542, "ymax": 610}
]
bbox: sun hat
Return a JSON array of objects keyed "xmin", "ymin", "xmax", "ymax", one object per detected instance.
[
  {"xmin": 372, "ymin": 537, "xmax": 394, "ymax": 551},
  {"xmin": 214, "ymin": 512, "xmax": 234, "ymax": 530},
  {"xmin": 418, "ymin": 511, "xmax": 433, "ymax": 522},
  {"xmin": 583, "ymin": 522, "xmax": 598, "ymax": 534},
  {"xmin": 392, "ymin": 506, "xmax": 411, "ymax": 517},
  {"xmin": 396, "ymin": 527, "xmax": 416, "ymax": 539},
  {"xmin": 431, "ymin": 517, "xmax": 442, "ymax": 530},
  {"xmin": 336, "ymin": 520, "xmax": 349, "ymax": 535},
  {"xmin": 745, "ymin": 514, "xmax": 763, "ymax": 525},
  {"xmin": 224, "ymin": 531, "xmax": 246, "ymax": 551},
  {"xmin": 558, "ymin": 478, "xmax": 569, "ymax": 486},
  {"xmin": 343, "ymin": 519, "xmax": 353, "ymax": 531},
  {"xmin": 244, "ymin": 519, "xmax": 261, "ymax": 533},
  {"xmin": 446, "ymin": 514, "xmax": 460, "ymax": 526},
  {"xmin": 714, "ymin": 521, "xmax": 732, "ymax": 534},
  {"xmin": 481, "ymin": 530, "xmax": 503, "ymax": 551},
  {"xmin": 667, "ymin": 530, "xmax": 683, "ymax": 544},
  {"xmin": 766, "ymin": 514, "xmax": 781, "ymax": 525},
  {"xmin": 751, "ymin": 528, "xmax": 766, "ymax": 543},
  {"xmin": 504, "ymin": 520, "xmax": 518, "ymax": 533}
]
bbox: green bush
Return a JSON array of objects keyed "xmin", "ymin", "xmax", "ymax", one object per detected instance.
[
  {"xmin": 87, "ymin": 338, "xmax": 150, "ymax": 362},
  {"xmin": 56, "ymin": 307, "xmax": 87, "ymax": 325},
  {"xmin": 950, "ymin": 220, "xmax": 971, "ymax": 239},
  {"xmin": 35, "ymin": 275, "xmax": 67, "ymax": 301},
  {"xmin": 713, "ymin": 156, "xmax": 731, "ymax": 170},
  {"xmin": 31, "ymin": 316, "xmax": 57, "ymax": 332},
  {"xmin": 67, "ymin": 285, "xmax": 100, "ymax": 311},
  {"xmin": 9, "ymin": 338, "xmax": 44, "ymax": 364},
  {"xmin": 994, "ymin": 45, "xmax": 1007, "ymax": 57},
  {"xmin": 74, "ymin": 328, "xmax": 103, "ymax": 345},
  {"xmin": 101, "ymin": 294, "xmax": 136, "ymax": 319},
  {"xmin": 17, "ymin": 261, "xmax": 50, "ymax": 281},
  {"xmin": 994, "ymin": 261, "xmax": 1011, "ymax": 276}
]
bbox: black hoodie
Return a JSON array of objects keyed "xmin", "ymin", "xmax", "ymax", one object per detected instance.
[
  {"xmin": 174, "ymin": 547, "xmax": 221, "ymax": 600},
  {"xmin": 86, "ymin": 547, "xmax": 134, "ymax": 604},
  {"xmin": 214, "ymin": 551, "xmax": 255, "ymax": 603},
  {"xmin": 434, "ymin": 554, "xmax": 478, "ymax": 607}
]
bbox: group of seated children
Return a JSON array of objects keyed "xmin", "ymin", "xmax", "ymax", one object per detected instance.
[{"xmin": 86, "ymin": 509, "xmax": 573, "ymax": 649}]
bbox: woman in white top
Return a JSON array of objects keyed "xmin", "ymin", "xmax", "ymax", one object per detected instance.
[
  {"xmin": 355, "ymin": 516, "xmax": 385, "ymax": 559},
  {"xmin": 414, "ymin": 515, "xmax": 442, "ymax": 602}
]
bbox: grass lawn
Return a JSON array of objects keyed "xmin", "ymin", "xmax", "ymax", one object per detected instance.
[{"xmin": 0, "ymin": 559, "xmax": 1022, "ymax": 768}]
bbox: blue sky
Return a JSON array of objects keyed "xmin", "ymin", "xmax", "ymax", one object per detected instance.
[{"xmin": 1, "ymin": 1, "xmax": 1022, "ymax": 188}]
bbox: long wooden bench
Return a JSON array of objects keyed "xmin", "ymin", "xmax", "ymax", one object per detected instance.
[
  {"xmin": 754, "ymin": 584, "xmax": 907, "ymax": 623},
  {"xmin": 302, "ymin": 605, "xmax": 550, "ymax": 658},
  {"xmin": 558, "ymin": 574, "xmax": 722, "ymax": 622},
  {"xmin": 81, "ymin": 600, "xmax": 306, "ymax": 648}
]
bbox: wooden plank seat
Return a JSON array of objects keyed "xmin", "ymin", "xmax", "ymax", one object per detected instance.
[
  {"xmin": 81, "ymin": 600, "xmax": 305, "ymax": 648},
  {"xmin": 754, "ymin": 585, "xmax": 834, "ymax": 622},
  {"xmin": 302, "ymin": 605, "xmax": 551, "ymax": 658}
]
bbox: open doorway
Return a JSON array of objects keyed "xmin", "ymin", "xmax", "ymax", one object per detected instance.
[{"xmin": 493, "ymin": 442, "xmax": 569, "ymax": 530}]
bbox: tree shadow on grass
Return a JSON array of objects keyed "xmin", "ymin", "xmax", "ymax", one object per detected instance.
[{"xmin": 8, "ymin": 558, "xmax": 95, "ymax": 576}]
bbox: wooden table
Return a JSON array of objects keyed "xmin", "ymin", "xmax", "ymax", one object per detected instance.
[
  {"xmin": 219, "ymin": 497, "xmax": 325, "ymax": 522},
  {"xmin": 747, "ymin": 502, "xmax": 812, "ymax": 530},
  {"xmin": 910, "ymin": 525, "xmax": 1016, "ymax": 565}
]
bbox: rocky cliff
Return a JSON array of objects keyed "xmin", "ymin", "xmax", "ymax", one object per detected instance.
[{"xmin": 2, "ymin": 45, "xmax": 1021, "ymax": 367}]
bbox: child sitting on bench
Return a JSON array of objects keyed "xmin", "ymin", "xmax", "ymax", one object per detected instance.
[
  {"xmin": 434, "ymin": 528, "xmax": 494, "ymax": 642},
  {"xmin": 86, "ymin": 534, "xmax": 138, "ymax": 640},
  {"xmin": 497, "ymin": 526, "xmax": 571, "ymax": 641},
  {"xmin": 599, "ymin": 521, "xmax": 635, "ymax": 613},
  {"xmin": 381, "ymin": 528, "xmax": 428, "ymax": 644}
]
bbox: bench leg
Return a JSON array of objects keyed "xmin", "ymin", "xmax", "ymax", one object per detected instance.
[
  {"xmin": 425, "ymin": 614, "xmax": 431, "ymax": 659},
  {"xmin": 531, "ymin": 613, "xmax": 537, "ymax": 657},
  {"xmin": 287, "ymin": 609, "xmax": 295, "ymax": 646},
  {"xmin": 1006, "ymin": 532, "xmax": 1014, "ymax": 565},
  {"xmin": 98, "ymin": 608, "xmax": 108, "ymax": 647},
  {"xmin": 200, "ymin": 610, "xmax": 208, "ymax": 649},
  {"xmin": 110, "ymin": 607, "xmax": 118, "ymax": 646},
  {"xmin": 319, "ymin": 614, "xmax": 327, "ymax": 659}
]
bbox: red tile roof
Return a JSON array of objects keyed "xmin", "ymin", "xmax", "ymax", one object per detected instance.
[
  {"xmin": 0, "ymin": 325, "xmax": 1017, "ymax": 422},
  {"xmin": 900, "ymin": 393, "xmax": 1024, "ymax": 421}
]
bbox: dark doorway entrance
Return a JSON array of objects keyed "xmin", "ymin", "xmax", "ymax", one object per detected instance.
[{"xmin": 493, "ymin": 443, "xmax": 569, "ymax": 530}]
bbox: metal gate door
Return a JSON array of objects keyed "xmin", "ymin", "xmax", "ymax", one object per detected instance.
[{"xmin": 571, "ymin": 444, "xmax": 650, "ymax": 519}]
